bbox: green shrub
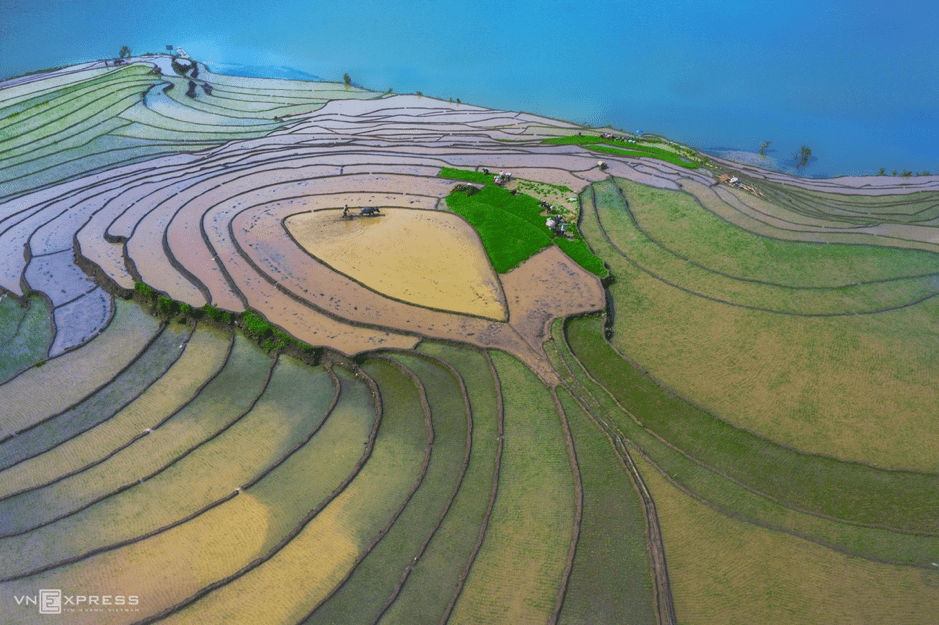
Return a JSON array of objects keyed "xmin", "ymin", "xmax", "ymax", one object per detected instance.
[
  {"xmin": 241, "ymin": 309, "xmax": 274, "ymax": 340},
  {"xmin": 201, "ymin": 304, "xmax": 232, "ymax": 325},
  {"xmin": 155, "ymin": 296, "xmax": 178, "ymax": 317},
  {"xmin": 134, "ymin": 281, "xmax": 155, "ymax": 299}
]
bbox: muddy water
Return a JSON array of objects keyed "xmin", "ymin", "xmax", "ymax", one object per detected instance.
[
  {"xmin": 0, "ymin": 299, "xmax": 160, "ymax": 436},
  {"xmin": 0, "ymin": 325, "xmax": 232, "ymax": 497},
  {"xmin": 286, "ymin": 207, "xmax": 507, "ymax": 320}
]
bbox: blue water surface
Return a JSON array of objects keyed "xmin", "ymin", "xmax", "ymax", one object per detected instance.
[{"xmin": 1, "ymin": 0, "xmax": 936, "ymax": 177}]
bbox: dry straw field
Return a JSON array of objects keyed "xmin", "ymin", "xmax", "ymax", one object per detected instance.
[{"xmin": 1, "ymin": 56, "xmax": 937, "ymax": 624}]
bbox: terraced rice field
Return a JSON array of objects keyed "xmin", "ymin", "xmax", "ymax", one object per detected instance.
[
  {"xmin": 580, "ymin": 178, "xmax": 939, "ymax": 471},
  {"xmin": 632, "ymin": 451, "xmax": 938, "ymax": 625},
  {"xmin": 448, "ymin": 351, "xmax": 576, "ymax": 624},
  {"xmin": 1, "ymin": 55, "xmax": 937, "ymax": 624}
]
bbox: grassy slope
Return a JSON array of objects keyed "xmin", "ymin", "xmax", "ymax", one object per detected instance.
[
  {"xmin": 593, "ymin": 179, "xmax": 938, "ymax": 314},
  {"xmin": 0, "ymin": 322, "xmax": 189, "ymax": 471},
  {"xmin": 565, "ymin": 314, "xmax": 939, "ymax": 533},
  {"xmin": 580, "ymin": 180, "xmax": 939, "ymax": 471},
  {"xmin": 2, "ymin": 358, "xmax": 341, "ymax": 600},
  {"xmin": 0, "ymin": 298, "xmax": 160, "ymax": 442},
  {"xmin": 0, "ymin": 324, "xmax": 232, "ymax": 498},
  {"xmin": 618, "ymin": 178, "xmax": 939, "ymax": 285},
  {"xmin": 172, "ymin": 360, "xmax": 422, "ymax": 625},
  {"xmin": 753, "ymin": 178, "xmax": 939, "ymax": 226},
  {"xmin": 0, "ymin": 334, "xmax": 275, "ymax": 569}
]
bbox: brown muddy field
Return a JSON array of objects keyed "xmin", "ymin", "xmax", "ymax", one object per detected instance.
[
  {"xmin": 501, "ymin": 246, "xmax": 605, "ymax": 352},
  {"xmin": 286, "ymin": 207, "xmax": 506, "ymax": 320}
]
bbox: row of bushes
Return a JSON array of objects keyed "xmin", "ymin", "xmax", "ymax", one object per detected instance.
[{"xmin": 132, "ymin": 282, "xmax": 317, "ymax": 355}]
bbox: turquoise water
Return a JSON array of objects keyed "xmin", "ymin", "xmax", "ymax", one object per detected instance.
[{"xmin": 1, "ymin": 0, "xmax": 937, "ymax": 177}]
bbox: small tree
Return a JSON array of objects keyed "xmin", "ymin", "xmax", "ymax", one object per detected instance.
[
  {"xmin": 119, "ymin": 45, "xmax": 131, "ymax": 59},
  {"xmin": 758, "ymin": 141, "xmax": 771, "ymax": 157},
  {"xmin": 343, "ymin": 73, "xmax": 351, "ymax": 87},
  {"xmin": 794, "ymin": 145, "xmax": 812, "ymax": 170},
  {"xmin": 877, "ymin": 168, "xmax": 886, "ymax": 176}
]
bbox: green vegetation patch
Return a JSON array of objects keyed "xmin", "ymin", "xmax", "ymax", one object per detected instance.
[
  {"xmin": 445, "ymin": 184, "xmax": 552, "ymax": 273},
  {"xmin": 133, "ymin": 283, "xmax": 315, "ymax": 357},
  {"xmin": 543, "ymin": 135, "xmax": 699, "ymax": 169},
  {"xmin": 0, "ymin": 294, "xmax": 27, "ymax": 345},
  {"xmin": 440, "ymin": 168, "xmax": 604, "ymax": 276},
  {"xmin": 439, "ymin": 167, "xmax": 492, "ymax": 185},
  {"xmin": 554, "ymin": 237, "xmax": 608, "ymax": 278}
]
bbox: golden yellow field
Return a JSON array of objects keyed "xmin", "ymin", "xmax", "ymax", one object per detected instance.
[
  {"xmin": 632, "ymin": 451, "xmax": 939, "ymax": 625},
  {"xmin": 285, "ymin": 207, "xmax": 507, "ymax": 320}
]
